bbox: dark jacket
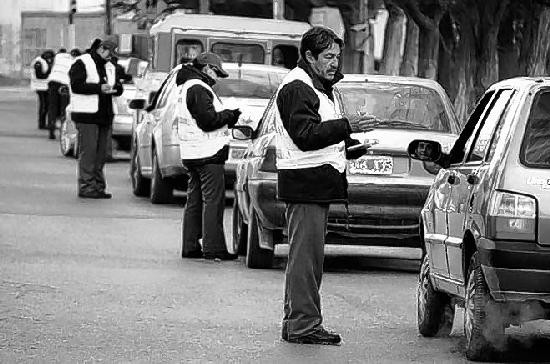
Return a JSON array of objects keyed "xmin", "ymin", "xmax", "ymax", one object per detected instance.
[
  {"xmin": 276, "ymin": 59, "xmax": 366, "ymax": 204},
  {"xmin": 176, "ymin": 65, "xmax": 239, "ymax": 165},
  {"xmin": 69, "ymin": 52, "xmax": 123, "ymax": 126}
]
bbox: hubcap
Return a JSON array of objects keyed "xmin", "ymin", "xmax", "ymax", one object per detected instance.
[{"xmin": 465, "ymin": 270, "xmax": 476, "ymax": 341}]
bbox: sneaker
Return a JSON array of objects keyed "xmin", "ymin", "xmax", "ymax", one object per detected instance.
[
  {"xmin": 283, "ymin": 327, "xmax": 342, "ymax": 346},
  {"xmin": 202, "ymin": 251, "xmax": 238, "ymax": 261},
  {"xmin": 78, "ymin": 191, "xmax": 103, "ymax": 199}
]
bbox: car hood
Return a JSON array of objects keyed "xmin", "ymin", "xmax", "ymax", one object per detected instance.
[
  {"xmin": 220, "ymin": 97, "xmax": 270, "ymax": 127},
  {"xmin": 351, "ymin": 129, "xmax": 459, "ymax": 155}
]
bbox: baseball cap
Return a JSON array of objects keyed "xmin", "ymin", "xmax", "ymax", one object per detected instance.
[
  {"xmin": 194, "ymin": 52, "xmax": 229, "ymax": 78},
  {"xmin": 100, "ymin": 35, "xmax": 119, "ymax": 56}
]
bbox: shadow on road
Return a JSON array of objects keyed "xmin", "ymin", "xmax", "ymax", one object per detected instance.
[
  {"xmin": 452, "ymin": 334, "xmax": 550, "ymax": 362},
  {"xmin": 273, "ymin": 255, "xmax": 420, "ymax": 273}
]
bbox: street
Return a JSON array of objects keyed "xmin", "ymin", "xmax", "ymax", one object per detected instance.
[{"xmin": 1, "ymin": 91, "xmax": 549, "ymax": 363}]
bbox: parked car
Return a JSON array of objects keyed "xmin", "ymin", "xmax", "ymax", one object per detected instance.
[
  {"xmin": 129, "ymin": 63, "xmax": 288, "ymax": 204},
  {"xmin": 59, "ymin": 57, "xmax": 149, "ymax": 158},
  {"xmin": 232, "ymin": 74, "xmax": 461, "ymax": 268},
  {"xmin": 412, "ymin": 77, "xmax": 550, "ymax": 361}
]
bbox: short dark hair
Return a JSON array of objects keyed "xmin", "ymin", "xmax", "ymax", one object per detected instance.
[
  {"xmin": 299, "ymin": 26, "xmax": 344, "ymax": 61},
  {"xmin": 70, "ymin": 48, "xmax": 81, "ymax": 57},
  {"xmin": 58, "ymin": 48, "xmax": 67, "ymax": 53}
]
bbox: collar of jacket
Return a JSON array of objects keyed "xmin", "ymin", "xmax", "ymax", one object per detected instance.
[
  {"xmin": 176, "ymin": 64, "xmax": 216, "ymax": 87},
  {"xmin": 90, "ymin": 51, "xmax": 107, "ymax": 66},
  {"xmin": 297, "ymin": 58, "xmax": 343, "ymax": 97}
]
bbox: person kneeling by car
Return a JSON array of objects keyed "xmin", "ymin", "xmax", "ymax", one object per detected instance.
[{"xmin": 177, "ymin": 52, "xmax": 241, "ymax": 261}]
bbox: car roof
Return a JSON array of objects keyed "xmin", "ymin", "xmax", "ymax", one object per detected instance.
[
  {"xmin": 150, "ymin": 12, "xmax": 310, "ymax": 38},
  {"xmin": 488, "ymin": 77, "xmax": 550, "ymax": 92}
]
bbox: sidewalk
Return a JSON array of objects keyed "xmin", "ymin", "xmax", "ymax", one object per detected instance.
[{"xmin": 0, "ymin": 86, "xmax": 35, "ymax": 101}]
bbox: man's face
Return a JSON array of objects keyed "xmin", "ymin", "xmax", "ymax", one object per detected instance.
[
  {"xmin": 305, "ymin": 42, "xmax": 341, "ymax": 81},
  {"xmin": 97, "ymin": 46, "xmax": 112, "ymax": 60},
  {"xmin": 203, "ymin": 64, "xmax": 219, "ymax": 80}
]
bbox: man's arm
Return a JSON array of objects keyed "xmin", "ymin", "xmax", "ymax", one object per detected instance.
[
  {"xmin": 69, "ymin": 60, "xmax": 102, "ymax": 95},
  {"xmin": 186, "ymin": 85, "xmax": 238, "ymax": 132},
  {"xmin": 276, "ymin": 80, "xmax": 350, "ymax": 152}
]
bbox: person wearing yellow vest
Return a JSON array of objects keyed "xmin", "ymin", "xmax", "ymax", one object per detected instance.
[
  {"xmin": 30, "ymin": 50, "xmax": 54, "ymax": 130},
  {"xmin": 177, "ymin": 52, "xmax": 241, "ymax": 260},
  {"xmin": 69, "ymin": 36, "xmax": 123, "ymax": 199},
  {"xmin": 47, "ymin": 49, "xmax": 73, "ymax": 140},
  {"xmin": 277, "ymin": 27, "xmax": 372, "ymax": 346}
]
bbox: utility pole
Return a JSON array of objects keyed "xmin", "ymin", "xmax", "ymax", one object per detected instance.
[
  {"xmin": 68, "ymin": 0, "xmax": 76, "ymax": 49},
  {"xmin": 105, "ymin": 0, "xmax": 112, "ymax": 35},
  {"xmin": 199, "ymin": 0, "xmax": 210, "ymax": 14},
  {"xmin": 273, "ymin": 0, "xmax": 285, "ymax": 19}
]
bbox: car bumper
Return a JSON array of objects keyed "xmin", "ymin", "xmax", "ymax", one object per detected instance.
[
  {"xmin": 112, "ymin": 114, "xmax": 133, "ymax": 136},
  {"xmin": 478, "ymin": 238, "xmax": 550, "ymax": 303}
]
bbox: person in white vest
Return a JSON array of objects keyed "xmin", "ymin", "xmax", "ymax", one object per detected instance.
[
  {"xmin": 177, "ymin": 52, "xmax": 241, "ymax": 260},
  {"xmin": 277, "ymin": 27, "xmax": 372, "ymax": 345},
  {"xmin": 47, "ymin": 48, "xmax": 73, "ymax": 140},
  {"xmin": 69, "ymin": 36, "xmax": 123, "ymax": 199},
  {"xmin": 30, "ymin": 50, "xmax": 54, "ymax": 130}
]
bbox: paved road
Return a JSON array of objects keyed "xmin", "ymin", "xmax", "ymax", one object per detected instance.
[{"xmin": 1, "ymin": 92, "xmax": 549, "ymax": 363}]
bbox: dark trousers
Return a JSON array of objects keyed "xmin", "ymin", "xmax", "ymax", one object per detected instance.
[
  {"xmin": 48, "ymin": 81, "xmax": 69, "ymax": 135},
  {"xmin": 76, "ymin": 123, "xmax": 110, "ymax": 194},
  {"xmin": 282, "ymin": 202, "xmax": 330, "ymax": 339},
  {"xmin": 36, "ymin": 91, "xmax": 49, "ymax": 129},
  {"xmin": 181, "ymin": 163, "xmax": 227, "ymax": 255}
]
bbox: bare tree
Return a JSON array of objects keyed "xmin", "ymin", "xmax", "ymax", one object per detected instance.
[
  {"xmin": 380, "ymin": 0, "xmax": 405, "ymax": 75},
  {"xmin": 400, "ymin": 15, "xmax": 419, "ymax": 76}
]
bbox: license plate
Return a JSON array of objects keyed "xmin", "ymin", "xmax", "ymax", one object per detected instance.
[
  {"xmin": 348, "ymin": 155, "xmax": 393, "ymax": 175},
  {"xmin": 230, "ymin": 148, "xmax": 246, "ymax": 160}
]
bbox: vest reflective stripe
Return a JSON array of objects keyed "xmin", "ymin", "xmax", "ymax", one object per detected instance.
[
  {"xmin": 176, "ymin": 79, "xmax": 229, "ymax": 160},
  {"xmin": 30, "ymin": 57, "xmax": 49, "ymax": 91},
  {"xmin": 70, "ymin": 53, "xmax": 116, "ymax": 114},
  {"xmin": 274, "ymin": 67, "xmax": 346, "ymax": 173},
  {"xmin": 48, "ymin": 53, "xmax": 73, "ymax": 85}
]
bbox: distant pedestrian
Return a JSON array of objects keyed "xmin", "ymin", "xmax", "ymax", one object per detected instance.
[
  {"xmin": 177, "ymin": 52, "xmax": 241, "ymax": 260},
  {"xmin": 276, "ymin": 27, "xmax": 370, "ymax": 345},
  {"xmin": 69, "ymin": 35, "xmax": 123, "ymax": 199},
  {"xmin": 47, "ymin": 49, "xmax": 74, "ymax": 139},
  {"xmin": 30, "ymin": 50, "xmax": 54, "ymax": 130}
]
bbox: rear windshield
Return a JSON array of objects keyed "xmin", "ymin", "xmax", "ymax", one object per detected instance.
[
  {"xmin": 211, "ymin": 42, "xmax": 264, "ymax": 64},
  {"xmin": 212, "ymin": 68, "xmax": 285, "ymax": 99},
  {"xmin": 338, "ymin": 82, "xmax": 455, "ymax": 133},
  {"xmin": 520, "ymin": 90, "xmax": 550, "ymax": 168}
]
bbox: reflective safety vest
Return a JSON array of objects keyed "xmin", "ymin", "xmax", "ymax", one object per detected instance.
[
  {"xmin": 30, "ymin": 57, "xmax": 49, "ymax": 91},
  {"xmin": 70, "ymin": 53, "xmax": 115, "ymax": 114},
  {"xmin": 175, "ymin": 79, "xmax": 229, "ymax": 160},
  {"xmin": 48, "ymin": 53, "xmax": 73, "ymax": 85},
  {"xmin": 274, "ymin": 67, "xmax": 346, "ymax": 173}
]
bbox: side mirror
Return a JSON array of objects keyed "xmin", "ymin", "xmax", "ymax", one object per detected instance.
[
  {"xmin": 128, "ymin": 99, "xmax": 146, "ymax": 110},
  {"xmin": 232, "ymin": 125, "xmax": 254, "ymax": 140},
  {"xmin": 408, "ymin": 139, "xmax": 442, "ymax": 162}
]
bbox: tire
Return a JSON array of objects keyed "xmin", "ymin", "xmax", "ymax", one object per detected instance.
[
  {"xmin": 245, "ymin": 205, "xmax": 274, "ymax": 269},
  {"xmin": 150, "ymin": 150, "xmax": 173, "ymax": 204},
  {"xmin": 130, "ymin": 141, "xmax": 150, "ymax": 197},
  {"xmin": 417, "ymin": 254, "xmax": 455, "ymax": 337},
  {"xmin": 464, "ymin": 252, "xmax": 504, "ymax": 361},
  {"xmin": 59, "ymin": 118, "xmax": 74, "ymax": 157},
  {"xmin": 232, "ymin": 194, "xmax": 247, "ymax": 255}
]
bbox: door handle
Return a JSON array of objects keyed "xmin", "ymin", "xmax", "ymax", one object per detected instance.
[
  {"xmin": 467, "ymin": 174, "xmax": 480, "ymax": 185},
  {"xmin": 447, "ymin": 174, "xmax": 459, "ymax": 185}
]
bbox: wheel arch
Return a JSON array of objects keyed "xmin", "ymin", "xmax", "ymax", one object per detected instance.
[{"xmin": 463, "ymin": 230, "xmax": 477, "ymax": 281}]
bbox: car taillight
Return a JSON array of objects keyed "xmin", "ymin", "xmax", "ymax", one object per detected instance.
[
  {"xmin": 487, "ymin": 191, "xmax": 537, "ymax": 241},
  {"xmin": 260, "ymin": 145, "xmax": 277, "ymax": 172}
]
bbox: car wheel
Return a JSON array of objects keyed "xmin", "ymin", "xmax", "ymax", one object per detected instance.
[
  {"xmin": 130, "ymin": 142, "xmax": 150, "ymax": 197},
  {"xmin": 150, "ymin": 150, "xmax": 173, "ymax": 204},
  {"xmin": 464, "ymin": 252, "xmax": 504, "ymax": 361},
  {"xmin": 59, "ymin": 118, "xmax": 74, "ymax": 157},
  {"xmin": 246, "ymin": 205, "xmax": 274, "ymax": 269},
  {"xmin": 417, "ymin": 254, "xmax": 455, "ymax": 337},
  {"xmin": 231, "ymin": 193, "xmax": 247, "ymax": 255}
]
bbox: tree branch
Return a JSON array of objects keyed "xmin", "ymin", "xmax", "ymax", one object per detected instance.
[{"xmin": 393, "ymin": 0, "xmax": 435, "ymax": 30}]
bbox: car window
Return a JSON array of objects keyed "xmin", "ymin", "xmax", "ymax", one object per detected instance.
[
  {"xmin": 211, "ymin": 42, "xmax": 264, "ymax": 64},
  {"xmin": 520, "ymin": 89, "xmax": 550, "ymax": 168},
  {"xmin": 257, "ymin": 95, "xmax": 277, "ymax": 136},
  {"xmin": 156, "ymin": 73, "xmax": 177, "ymax": 109},
  {"xmin": 175, "ymin": 39, "xmax": 203, "ymax": 65},
  {"xmin": 466, "ymin": 89, "xmax": 515, "ymax": 163},
  {"xmin": 212, "ymin": 68, "xmax": 285, "ymax": 99},
  {"xmin": 339, "ymin": 82, "xmax": 455, "ymax": 133}
]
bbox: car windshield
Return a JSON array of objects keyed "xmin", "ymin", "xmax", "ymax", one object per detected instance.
[
  {"xmin": 338, "ymin": 82, "xmax": 453, "ymax": 132},
  {"xmin": 212, "ymin": 68, "xmax": 285, "ymax": 99},
  {"xmin": 520, "ymin": 90, "xmax": 550, "ymax": 168}
]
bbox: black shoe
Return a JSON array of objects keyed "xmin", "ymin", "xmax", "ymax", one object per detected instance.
[
  {"xmin": 182, "ymin": 250, "xmax": 203, "ymax": 258},
  {"xmin": 283, "ymin": 327, "xmax": 342, "ymax": 346},
  {"xmin": 78, "ymin": 191, "xmax": 103, "ymax": 199},
  {"xmin": 48, "ymin": 133, "xmax": 55, "ymax": 140},
  {"xmin": 202, "ymin": 251, "xmax": 238, "ymax": 261},
  {"xmin": 97, "ymin": 191, "xmax": 112, "ymax": 199}
]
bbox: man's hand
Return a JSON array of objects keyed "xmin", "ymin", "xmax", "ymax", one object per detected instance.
[
  {"xmin": 347, "ymin": 113, "xmax": 378, "ymax": 133},
  {"xmin": 227, "ymin": 109, "xmax": 242, "ymax": 128},
  {"xmin": 101, "ymin": 84, "xmax": 115, "ymax": 94}
]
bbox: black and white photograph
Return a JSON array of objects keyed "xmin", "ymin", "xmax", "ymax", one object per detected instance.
[{"xmin": 1, "ymin": 0, "xmax": 550, "ymax": 362}]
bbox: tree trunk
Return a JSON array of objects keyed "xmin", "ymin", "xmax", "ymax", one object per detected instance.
[
  {"xmin": 380, "ymin": 2, "xmax": 405, "ymax": 75},
  {"xmin": 527, "ymin": 6, "xmax": 550, "ymax": 76},
  {"xmin": 418, "ymin": 25, "xmax": 439, "ymax": 80},
  {"xmin": 400, "ymin": 16, "xmax": 418, "ymax": 76}
]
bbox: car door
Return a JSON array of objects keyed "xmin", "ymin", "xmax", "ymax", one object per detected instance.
[
  {"xmin": 446, "ymin": 88, "xmax": 516, "ymax": 283},
  {"xmin": 149, "ymin": 73, "xmax": 178, "ymax": 163}
]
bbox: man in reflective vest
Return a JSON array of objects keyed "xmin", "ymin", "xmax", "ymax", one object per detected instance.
[
  {"xmin": 177, "ymin": 52, "xmax": 241, "ymax": 260},
  {"xmin": 47, "ymin": 48, "xmax": 73, "ymax": 140},
  {"xmin": 276, "ymin": 27, "xmax": 371, "ymax": 345},
  {"xmin": 30, "ymin": 50, "xmax": 54, "ymax": 130},
  {"xmin": 69, "ymin": 36, "xmax": 123, "ymax": 199}
]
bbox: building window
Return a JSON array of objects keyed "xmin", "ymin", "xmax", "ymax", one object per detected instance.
[{"xmin": 23, "ymin": 28, "xmax": 47, "ymax": 66}]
